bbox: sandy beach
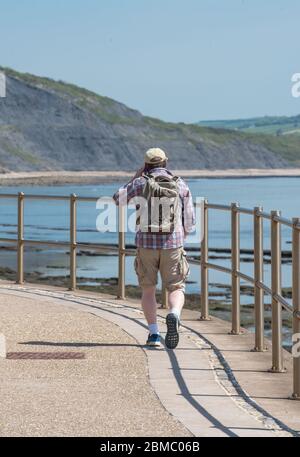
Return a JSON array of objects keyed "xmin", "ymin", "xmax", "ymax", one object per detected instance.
[{"xmin": 1, "ymin": 168, "xmax": 300, "ymax": 186}]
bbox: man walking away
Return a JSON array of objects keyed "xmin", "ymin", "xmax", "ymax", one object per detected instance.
[{"xmin": 113, "ymin": 148, "xmax": 195, "ymax": 349}]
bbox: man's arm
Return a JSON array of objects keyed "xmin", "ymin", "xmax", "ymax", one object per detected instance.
[
  {"xmin": 113, "ymin": 167, "xmax": 145, "ymax": 206},
  {"xmin": 180, "ymin": 181, "xmax": 196, "ymax": 236}
]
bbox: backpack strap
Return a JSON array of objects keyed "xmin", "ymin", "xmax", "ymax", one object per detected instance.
[
  {"xmin": 142, "ymin": 171, "xmax": 180, "ymax": 184},
  {"xmin": 142, "ymin": 172, "xmax": 154, "ymax": 180},
  {"xmin": 154, "ymin": 175, "xmax": 173, "ymax": 182}
]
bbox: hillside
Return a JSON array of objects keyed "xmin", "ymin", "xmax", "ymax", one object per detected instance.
[
  {"xmin": 198, "ymin": 115, "xmax": 300, "ymax": 136},
  {"xmin": 0, "ymin": 66, "xmax": 299, "ymax": 172}
]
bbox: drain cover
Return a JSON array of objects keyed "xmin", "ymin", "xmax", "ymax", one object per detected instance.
[{"xmin": 6, "ymin": 352, "xmax": 85, "ymax": 360}]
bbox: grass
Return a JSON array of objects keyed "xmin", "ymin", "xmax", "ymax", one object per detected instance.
[
  {"xmin": 0, "ymin": 140, "xmax": 40, "ymax": 165},
  {"xmin": 0, "ymin": 124, "xmax": 19, "ymax": 133},
  {"xmin": 198, "ymin": 115, "xmax": 300, "ymax": 135},
  {"xmin": 0, "ymin": 66, "xmax": 141, "ymax": 126},
  {"xmin": 242, "ymin": 132, "xmax": 300, "ymax": 164}
]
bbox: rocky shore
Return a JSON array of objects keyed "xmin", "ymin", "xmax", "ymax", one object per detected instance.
[
  {"xmin": 0, "ymin": 265, "xmax": 292, "ymax": 334},
  {"xmin": 1, "ymin": 168, "xmax": 300, "ymax": 186}
]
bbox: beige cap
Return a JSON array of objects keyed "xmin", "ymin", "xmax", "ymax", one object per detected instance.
[{"xmin": 144, "ymin": 147, "xmax": 168, "ymax": 164}]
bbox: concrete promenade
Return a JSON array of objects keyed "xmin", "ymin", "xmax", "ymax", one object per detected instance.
[{"xmin": 0, "ymin": 280, "xmax": 300, "ymax": 437}]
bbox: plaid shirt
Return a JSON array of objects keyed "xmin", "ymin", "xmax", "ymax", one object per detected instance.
[{"xmin": 113, "ymin": 167, "xmax": 195, "ymax": 249}]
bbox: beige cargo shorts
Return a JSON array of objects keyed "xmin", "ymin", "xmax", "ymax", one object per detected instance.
[{"xmin": 134, "ymin": 247, "xmax": 190, "ymax": 292}]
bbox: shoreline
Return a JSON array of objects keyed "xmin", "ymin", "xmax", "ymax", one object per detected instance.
[
  {"xmin": 0, "ymin": 265, "xmax": 293, "ymax": 337},
  {"xmin": 1, "ymin": 168, "xmax": 300, "ymax": 186}
]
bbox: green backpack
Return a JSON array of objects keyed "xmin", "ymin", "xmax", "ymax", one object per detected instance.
[{"xmin": 139, "ymin": 173, "xmax": 181, "ymax": 233}]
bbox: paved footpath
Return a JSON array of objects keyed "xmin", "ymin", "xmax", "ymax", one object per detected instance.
[{"xmin": 0, "ymin": 280, "xmax": 300, "ymax": 437}]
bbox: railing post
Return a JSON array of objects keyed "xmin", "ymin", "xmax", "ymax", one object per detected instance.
[
  {"xmin": 253, "ymin": 206, "xmax": 266, "ymax": 351},
  {"xmin": 118, "ymin": 204, "xmax": 125, "ymax": 299},
  {"xmin": 17, "ymin": 192, "xmax": 24, "ymax": 284},
  {"xmin": 162, "ymin": 285, "xmax": 168, "ymax": 309},
  {"xmin": 200, "ymin": 198, "xmax": 210, "ymax": 320},
  {"xmin": 230, "ymin": 202, "xmax": 241, "ymax": 334},
  {"xmin": 269, "ymin": 210, "xmax": 286, "ymax": 372},
  {"xmin": 292, "ymin": 218, "xmax": 300, "ymax": 399},
  {"xmin": 69, "ymin": 193, "xmax": 77, "ymax": 291}
]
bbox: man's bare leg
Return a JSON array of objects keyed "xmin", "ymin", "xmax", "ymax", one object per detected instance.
[
  {"xmin": 168, "ymin": 289, "xmax": 184, "ymax": 316},
  {"xmin": 141, "ymin": 285, "xmax": 158, "ymax": 326},
  {"xmin": 141, "ymin": 286, "xmax": 160, "ymax": 345},
  {"xmin": 165, "ymin": 289, "xmax": 184, "ymax": 349}
]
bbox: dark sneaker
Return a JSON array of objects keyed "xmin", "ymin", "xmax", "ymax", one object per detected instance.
[
  {"xmin": 146, "ymin": 333, "xmax": 161, "ymax": 347},
  {"xmin": 165, "ymin": 313, "xmax": 180, "ymax": 349}
]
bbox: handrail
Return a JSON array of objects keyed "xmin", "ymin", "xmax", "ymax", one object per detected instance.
[
  {"xmin": 207, "ymin": 203, "xmax": 231, "ymax": 211},
  {"xmin": 0, "ymin": 192, "xmax": 300, "ymax": 398},
  {"xmin": 206, "ymin": 202, "xmax": 296, "ymax": 227},
  {"xmin": 0, "ymin": 193, "xmax": 111, "ymax": 202},
  {"xmin": 205, "ymin": 262, "xmax": 293, "ymax": 314},
  {"xmin": 0, "ymin": 237, "xmax": 16, "ymax": 243},
  {"xmin": 201, "ymin": 198, "xmax": 300, "ymax": 397},
  {"xmin": 205, "ymin": 261, "xmax": 232, "ymax": 275},
  {"xmin": 237, "ymin": 206, "xmax": 254, "ymax": 216}
]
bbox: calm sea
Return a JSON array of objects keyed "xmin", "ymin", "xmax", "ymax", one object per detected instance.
[{"xmin": 0, "ymin": 177, "xmax": 300, "ymax": 298}]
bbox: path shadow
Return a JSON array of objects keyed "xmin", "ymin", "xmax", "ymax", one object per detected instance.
[
  {"xmin": 180, "ymin": 367, "xmax": 270, "ymax": 374},
  {"xmin": 20, "ymin": 341, "xmax": 143, "ymax": 349},
  {"xmin": 20, "ymin": 341, "xmax": 202, "ymax": 351}
]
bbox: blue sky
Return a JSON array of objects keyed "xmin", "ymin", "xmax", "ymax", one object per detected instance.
[{"xmin": 0, "ymin": 0, "xmax": 300, "ymax": 122}]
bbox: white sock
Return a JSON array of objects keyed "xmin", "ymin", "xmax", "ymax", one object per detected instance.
[
  {"xmin": 169, "ymin": 309, "xmax": 181, "ymax": 319},
  {"xmin": 149, "ymin": 323, "xmax": 159, "ymax": 335}
]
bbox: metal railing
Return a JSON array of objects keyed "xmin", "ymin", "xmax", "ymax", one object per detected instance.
[
  {"xmin": 201, "ymin": 200, "xmax": 300, "ymax": 400},
  {"xmin": 0, "ymin": 192, "xmax": 300, "ymax": 399}
]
